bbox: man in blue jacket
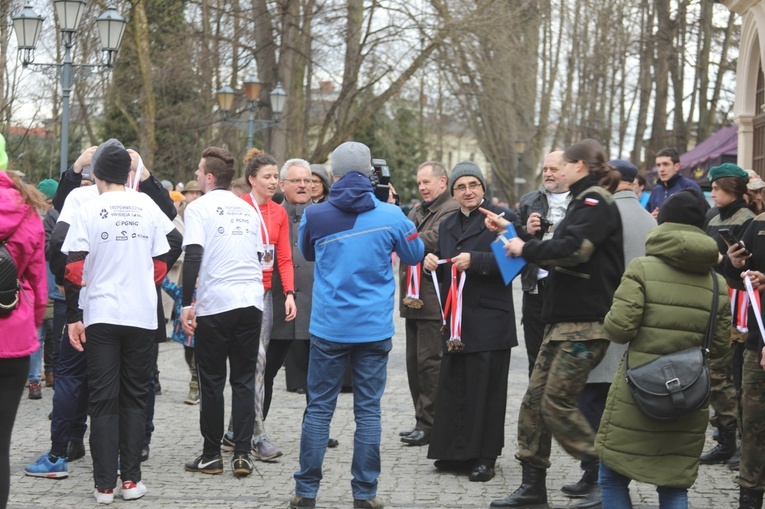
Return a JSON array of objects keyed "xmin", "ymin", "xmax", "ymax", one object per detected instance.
[
  {"xmin": 291, "ymin": 142, "xmax": 424, "ymax": 509},
  {"xmin": 646, "ymin": 147, "xmax": 702, "ymax": 218}
]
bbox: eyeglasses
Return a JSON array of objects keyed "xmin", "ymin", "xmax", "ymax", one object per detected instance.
[
  {"xmin": 453, "ymin": 182, "xmax": 482, "ymax": 193},
  {"xmin": 285, "ymin": 178, "xmax": 312, "ymax": 185},
  {"xmin": 310, "ymin": 178, "xmax": 322, "ymax": 185}
]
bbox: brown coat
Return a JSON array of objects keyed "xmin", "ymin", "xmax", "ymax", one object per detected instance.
[{"xmin": 398, "ymin": 190, "xmax": 459, "ymax": 321}]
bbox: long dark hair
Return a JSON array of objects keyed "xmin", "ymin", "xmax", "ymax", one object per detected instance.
[{"xmin": 563, "ymin": 139, "xmax": 620, "ymax": 194}]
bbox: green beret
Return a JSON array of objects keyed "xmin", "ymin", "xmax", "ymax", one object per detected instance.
[{"xmin": 708, "ymin": 163, "xmax": 749, "ymax": 184}]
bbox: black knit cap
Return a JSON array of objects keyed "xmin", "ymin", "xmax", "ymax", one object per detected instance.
[
  {"xmin": 656, "ymin": 188, "xmax": 708, "ymax": 229},
  {"xmin": 92, "ymin": 144, "xmax": 131, "ymax": 185}
]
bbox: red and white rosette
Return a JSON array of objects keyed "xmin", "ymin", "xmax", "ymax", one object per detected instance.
[{"xmin": 403, "ymin": 263, "xmax": 423, "ymax": 308}]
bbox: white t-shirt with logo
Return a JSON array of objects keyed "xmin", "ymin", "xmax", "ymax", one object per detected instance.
[
  {"xmin": 61, "ymin": 190, "xmax": 173, "ymax": 330},
  {"xmin": 182, "ymin": 188, "xmax": 264, "ymax": 316}
]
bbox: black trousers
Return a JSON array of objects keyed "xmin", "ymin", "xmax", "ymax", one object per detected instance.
[
  {"xmin": 85, "ymin": 323, "xmax": 153, "ymax": 490},
  {"xmin": 0, "ymin": 356, "xmax": 29, "ymax": 509},
  {"xmin": 284, "ymin": 340, "xmax": 309, "ymax": 392},
  {"xmin": 264, "ymin": 339, "xmax": 295, "ymax": 420},
  {"xmin": 522, "ymin": 289, "xmax": 545, "ymax": 378},
  {"xmin": 195, "ymin": 306, "xmax": 261, "ymax": 456}
]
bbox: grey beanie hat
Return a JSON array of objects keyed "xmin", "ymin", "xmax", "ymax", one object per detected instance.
[
  {"xmin": 449, "ymin": 161, "xmax": 486, "ymax": 195},
  {"xmin": 331, "ymin": 142, "xmax": 372, "ymax": 178},
  {"xmin": 310, "ymin": 164, "xmax": 331, "ymax": 192},
  {"xmin": 86, "ymin": 138, "xmax": 125, "ymax": 178}
]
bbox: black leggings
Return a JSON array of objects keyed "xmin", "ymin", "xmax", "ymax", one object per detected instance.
[{"xmin": 0, "ymin": 356, "xmax": 30, "ymax": 509}]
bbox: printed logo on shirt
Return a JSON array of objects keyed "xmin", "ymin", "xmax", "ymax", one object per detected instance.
[
  {"xmin": 116, "ymin": 231, "xmax": 129, "ymax": 241},
  {"xmin": 132, "ymin": 232, "xmax": 148, "ymax": 240},
  {"xmin": 233, "ymin": 226, "xmax": 243, "ymax": 236},
  {"xmin": 100, "ymin": 209, "xmax": 109, "ymax": 219},
  {"xmin": 100, "ymin": 232, "xmax": 109, "ymax": 240},
  {"xmin": 217, "ymin": 227, "xmax": 225, "ymax": 234},
  {"xmin": 217, "ymin": 207, "xmax": 224, "ymax": 216}
]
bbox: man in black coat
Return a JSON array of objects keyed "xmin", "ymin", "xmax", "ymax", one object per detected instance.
[{"xmin": 423, "ymin": 161, "xmax": 518, "ymax": 483}]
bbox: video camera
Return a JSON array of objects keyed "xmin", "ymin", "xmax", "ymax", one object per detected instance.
[{"xmin": 370, "ymin": 158, "xmax": 391, "ymax": 202}]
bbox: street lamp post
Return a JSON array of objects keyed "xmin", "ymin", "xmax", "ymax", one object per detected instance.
[
  {"xmin": 12, "ymin": 2, "xmax": 127, "ymax": 176},
  {"xmin": 216, "ymin": 78, "xmax": 286, "ymax": 150}
]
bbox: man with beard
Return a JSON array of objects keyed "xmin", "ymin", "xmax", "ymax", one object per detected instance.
[{"xmin": 515, "ymin": 151, "xmax": 570, "ymax": 376}]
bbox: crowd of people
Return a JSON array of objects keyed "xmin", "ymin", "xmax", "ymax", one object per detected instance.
[{"xmin": 0, "ymin": 131, "xmax": 764, "ymax": 509}]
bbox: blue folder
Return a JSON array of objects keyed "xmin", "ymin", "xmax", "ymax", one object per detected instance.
[{"xmin": 490, "ymin": 224, "xmax": 526, "ymax": 285}]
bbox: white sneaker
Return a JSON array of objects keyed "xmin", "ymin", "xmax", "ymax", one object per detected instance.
[
  {"xmin": 94, "ymin": 488, "xmax": 114, "ymax": 504},
  {"xmin": 121, "ymin": 481, "xmax": 147, "ymax": 500}
]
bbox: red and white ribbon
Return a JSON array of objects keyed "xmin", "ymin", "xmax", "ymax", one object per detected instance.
[
  {"xmin": 430, "ymin": 258, "xmax": 452, "ymax": 330},
  {"xmin": 743, "ymin": 271, "xmax": 765, "ymax": 344},
  {"xmin": 405, "ymin": 263, "xmax": 421, "ymax": 300},
  {"xmin": 443, "ymin": 263, "xmax": 466, "ymax": 343}
]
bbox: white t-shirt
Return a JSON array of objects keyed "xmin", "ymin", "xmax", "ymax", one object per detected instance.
[
  {"xmin": 61, "ymin": 189, "xmax": 173, "ymax": 329},
  {"xmin": 182, "ymin": 188, "xmax": 264, "ymax": 316},
  {"xmin": 58, "ymin": 184, "xmax": 100, "ymax": 224}
]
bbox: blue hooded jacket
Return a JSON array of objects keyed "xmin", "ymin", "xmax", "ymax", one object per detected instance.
[{"xmin": 298, "ymin": 171, "xmax": 424, "ymax": 342}]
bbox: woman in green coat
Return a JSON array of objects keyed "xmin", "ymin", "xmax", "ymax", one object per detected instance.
[{"xmin": 596, "ymin": 189, "xmax": 730, "ymax": 509}]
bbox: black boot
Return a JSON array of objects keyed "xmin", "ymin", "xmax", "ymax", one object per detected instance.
[
  {"xmin": 700, "ymin": 426, "xmax": 737, "ymax": 464},
  {"xmin": 490, "ymin": 462, "xmax": 548, "ymax": 508},
  {"xmin": 572, "ymin": 485, "xmax": 601, "ymax": 509},
  {"xmin": 561, "ymin": 461, "xmax": 599, "ymax": 497},
  {"xmin": 727, "ymin": 448, "xmax": 741, "ymax": 470},
  {"xmin": 739, "ymin": 487, "xmax": 764, "ymax": 509}
]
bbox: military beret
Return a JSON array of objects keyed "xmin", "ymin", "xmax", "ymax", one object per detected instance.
[{"xmin": 708, "ymin": 163, "xmax": 749, "ymax": 184}]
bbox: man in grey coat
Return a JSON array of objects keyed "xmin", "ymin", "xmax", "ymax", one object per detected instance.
[{"xmin": 563, "ymin": 159, "xmax": 657, "ymax": 505}]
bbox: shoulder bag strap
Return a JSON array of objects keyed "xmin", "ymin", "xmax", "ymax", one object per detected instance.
[{"xmin": 703, "ymin": 269, "xmax": 719, "ymax": 355}]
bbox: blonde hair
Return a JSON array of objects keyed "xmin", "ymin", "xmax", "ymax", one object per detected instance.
[{"xmin": 6, "ymin": 171, "xmax": 47, "ymax": 213}]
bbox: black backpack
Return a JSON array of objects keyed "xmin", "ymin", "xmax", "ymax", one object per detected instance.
[{"xmin": 0, "ymin": 240, "xmax": 20, "ymax": 316}]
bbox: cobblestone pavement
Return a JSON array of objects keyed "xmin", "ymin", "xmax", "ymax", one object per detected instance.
[{"xmin": 8, "ymin": 284, "xmax": 738, "ymax": 508}]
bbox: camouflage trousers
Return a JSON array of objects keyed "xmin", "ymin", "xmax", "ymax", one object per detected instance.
[
  {"xmin": 516, "ymin": 330, "xmax": 609, "ymax": 469},
  {"xmin": 738, "ymin": 349, "xmax": 765, "ymax": 491},
  {"xmin": 709, "ymin": 342, "xmax": 739, "ymax": 431}
]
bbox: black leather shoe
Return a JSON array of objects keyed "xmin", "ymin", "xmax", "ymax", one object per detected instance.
[
  {"xmin": 399, "ymin": 428, "xmax": 416, "ymax": 437},
  {"xmin": 140, "ymin": 445, "xmax": 150, "ymax": 462},
  {"xmin": 327, "ymin": 438, "xmax": 339, "ymax": 448},
  {"xmin": 401, "ymin": 430, "xmax": 430, "ymax": 446},
  {"xmin": 434, "ymin": 459, "xmax": 476, "ymax": 471},
  {"xmin": 469, "ymin": 464, "xmax": 495, "ymax": 482}
]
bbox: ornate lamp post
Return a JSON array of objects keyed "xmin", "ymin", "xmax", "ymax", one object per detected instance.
[
  {"xmin": 12, "ymin": 2, "xmax": 127, "ymax": 176},
  {"xmin": 216, "ymin": 78, "xmax": 286, "ymax": 150}
]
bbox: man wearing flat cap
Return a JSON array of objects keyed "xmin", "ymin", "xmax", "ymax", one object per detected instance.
[
  {"xmin": 61, "ymin": 144, "xmax": 175, "ymax": 503},
  {"xmin": 292, "ymin": 141, "xmax": 424, "ymax": 509}
]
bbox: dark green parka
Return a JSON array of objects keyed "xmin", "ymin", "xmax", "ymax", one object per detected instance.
[{"xmin": 596, "ymin": 222, "xmax": 730, "ymax": 489}]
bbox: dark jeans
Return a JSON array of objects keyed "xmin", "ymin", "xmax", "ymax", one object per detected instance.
[
  {"xmin": 85, "ymin": 323, "xmax": 154, "ymax": 490},
  {"xmin": 50, "ymin": 323, "xmax": 88, "ymax": 458},
  {"xmin": 195, "ymin": 306, "xmax": 261, "ymax": 456},
  {"xmin": 50, "ymin": 300, "xmax": 67, "ymax": 377},
  {"xmin": 0, "ymin": 356, "xmax": 29, "ymax": 509}
]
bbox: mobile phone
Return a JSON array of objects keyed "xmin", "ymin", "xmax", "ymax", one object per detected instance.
[{"xmin": 719, "ymin": 228, "xmax": 750, "ymax": 255}]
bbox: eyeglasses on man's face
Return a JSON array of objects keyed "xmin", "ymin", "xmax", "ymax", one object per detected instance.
[
  {"xmin": 454, "ymin": 181, "xmax": 482, "ymax": 193},
  {"xmin": 285, "ymin": 178, "xmax": 312, "ymax": 185}
]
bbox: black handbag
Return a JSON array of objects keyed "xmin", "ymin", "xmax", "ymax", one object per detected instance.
[
  {"xmin": 624, "ymin": 270, "xmax": 718, "ymax": 421},
  {"xmin": 0, "ymin": 240, "xmax": 20, "ymax": 317}
]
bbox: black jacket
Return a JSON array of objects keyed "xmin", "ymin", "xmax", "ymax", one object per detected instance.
[
  {"xmin": 522, "ymin": 175, "xmax": 624, "ymax": 324},
  {"xmin": 432, "ymin": 202, "xmax": 518, "ymax": 353},
  {"xmin": 515, "ymin": 188, "xmax": 551, "ymax": 292},
  {"xmin": 724, "ymin": 212, "xmax": 765, "ymax": 351},
  {"xmin": 271, "ymin": 200, "xmax": 313, "ymax": 341}
]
